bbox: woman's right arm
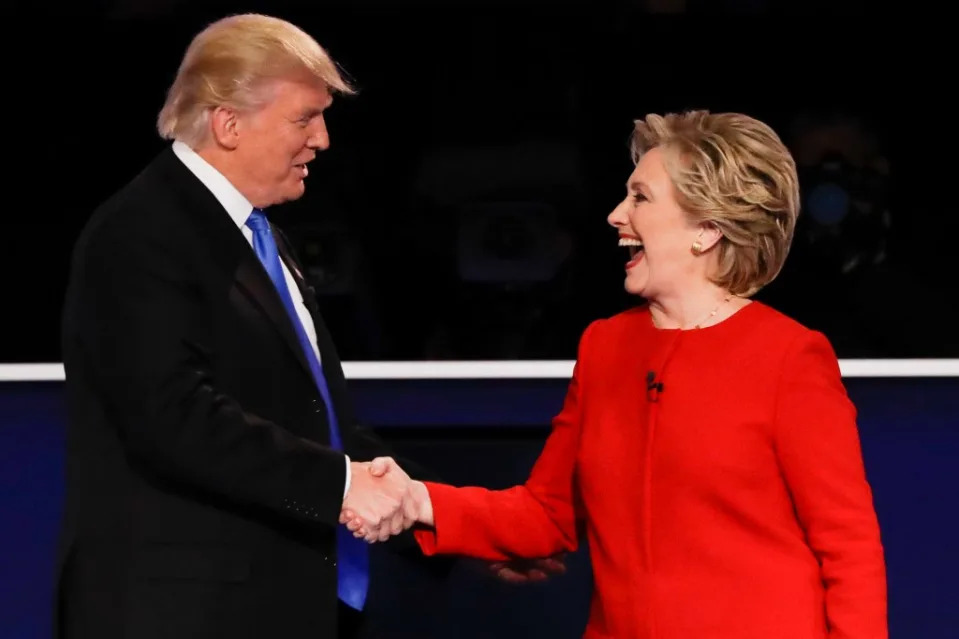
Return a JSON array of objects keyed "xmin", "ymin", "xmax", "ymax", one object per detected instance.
[{"xmin": 410, "ymin": 322, "xmax": 597, "ymax": 561}]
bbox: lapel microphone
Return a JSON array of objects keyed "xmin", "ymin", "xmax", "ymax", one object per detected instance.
[{"xmin": 646, "ymin": 370, "xmax": 664, "ymax": 402}]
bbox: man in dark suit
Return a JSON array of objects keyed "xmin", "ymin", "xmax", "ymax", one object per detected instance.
[{"xmin": 55, "ymin": 13, "xmax": 430, "ymax": 639}]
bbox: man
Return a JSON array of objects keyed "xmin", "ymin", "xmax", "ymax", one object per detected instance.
[{"xmin": 55, "ymin": 13, "xmax": 428, "ymax": 639}]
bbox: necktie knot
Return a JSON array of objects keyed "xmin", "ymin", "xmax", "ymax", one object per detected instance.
[{"xmin": 246, "ymin": 208, "xmax": 270, "ymax": 234}]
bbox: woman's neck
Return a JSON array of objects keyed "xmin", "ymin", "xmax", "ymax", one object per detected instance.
[{"xmin": 647, "ymin": 284, "xmax": 747, "ymax": 330}]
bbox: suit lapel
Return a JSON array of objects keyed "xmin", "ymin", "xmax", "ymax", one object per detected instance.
[
  {"xmin": 234, "ymin": 253, "xmax": 314, "ymax": 381},
  {"xmin": 276, "ymin": 238, "xmax": 320, "ymax": 319},
  {"xmin": 152, "ymin": 147, "xmax": 314, "ymax": 382},
  {"xmin": 274, "ymin": 232, "xmax": 357, "ymax": 430}
]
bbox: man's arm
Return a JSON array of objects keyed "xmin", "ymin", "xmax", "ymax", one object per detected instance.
[{"xmin": 73, "ymin": 221, "xmax": 381, "ymax": 528}]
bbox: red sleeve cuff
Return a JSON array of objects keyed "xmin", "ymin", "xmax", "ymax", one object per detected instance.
[{"xmin": 413, "ymin": 481, "xmax": 464, "ymax": 555}]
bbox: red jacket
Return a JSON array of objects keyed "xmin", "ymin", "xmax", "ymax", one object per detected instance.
[{"xmin": 415, "ymin": 302, "xmax": 887, "ymax": 639}]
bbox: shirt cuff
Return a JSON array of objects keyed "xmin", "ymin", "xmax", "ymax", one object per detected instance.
[{"xmin": 343, "ymin": 454, "xmax": 351, "ymax": 501}]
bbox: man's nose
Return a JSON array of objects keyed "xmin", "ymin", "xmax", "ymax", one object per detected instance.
[{"xmin": 308, "ymin": 116, "xmax": 330, "ymax": 150}]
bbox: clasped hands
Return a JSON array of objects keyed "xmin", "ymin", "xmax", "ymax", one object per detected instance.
[
  {"xmin": 339, "ymin": 457, "xmax": 433, "ymax": 543},
  {"xmin": 338, "ymin": 458, "xmax": 568, "ymax": 584}
]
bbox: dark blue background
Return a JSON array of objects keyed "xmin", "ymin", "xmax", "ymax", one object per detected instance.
[{"xmin": 2, "ymin": 376, "xmax": 956, "ymax": 637}]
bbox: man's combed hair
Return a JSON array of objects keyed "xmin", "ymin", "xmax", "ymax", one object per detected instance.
[
  {"xmin": 157, "ymin": 13, "xmax": 355, "ymax": 147},
  {"xmin": 631, "ymin": 110, "xmax": 801, "ymax": 296}
]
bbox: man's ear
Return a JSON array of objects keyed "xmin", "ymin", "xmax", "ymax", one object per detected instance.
[{"xmin": 210, "ymin": 106, "xmax": 241, "ymax": 150}]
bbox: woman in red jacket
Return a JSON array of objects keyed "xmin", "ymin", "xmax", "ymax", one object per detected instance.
[{"xmin": 345, "ymin": 110, "xmax": 887, "ymax": 639}]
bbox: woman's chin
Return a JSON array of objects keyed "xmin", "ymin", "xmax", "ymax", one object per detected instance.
[{"xmin": 624, "ymin": 281, "xmax": 647, "ymax": 297}]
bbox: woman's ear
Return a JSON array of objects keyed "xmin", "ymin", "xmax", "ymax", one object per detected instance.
[{"xmin": 694, "ymin": 222, "xmax": 723, "ymax": 254}]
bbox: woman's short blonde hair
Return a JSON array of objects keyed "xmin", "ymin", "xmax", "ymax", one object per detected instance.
[
  {"xmin": 157, "ymin": 13, "xmax": 355, "ymax": 147},
  {"xmin": 631, "ymin": 110, "xmax": 800, "ymax": 297}
]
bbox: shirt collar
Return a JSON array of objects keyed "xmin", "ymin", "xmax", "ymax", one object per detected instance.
[{"xmin": 171, "ymin": 139, "xmax": 255, "ymax": 230}]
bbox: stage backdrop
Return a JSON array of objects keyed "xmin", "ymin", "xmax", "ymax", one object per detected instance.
[{"xmin": 1, "ymin": 369, "xmax": 957, "ymax": 638}]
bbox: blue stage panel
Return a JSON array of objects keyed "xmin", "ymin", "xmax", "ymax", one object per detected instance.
[{"xmin": 1, "ymin": 377, "xmax": 956, "ymax": 638}]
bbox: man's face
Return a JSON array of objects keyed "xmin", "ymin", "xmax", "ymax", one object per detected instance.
[{"xmin": 232, "ymin": 77, "xmax": 332, "ymax": 208}]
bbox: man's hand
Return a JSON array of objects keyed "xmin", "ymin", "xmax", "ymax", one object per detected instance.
[
  {"xmin": 340, "ymin": 457, "xmax": 416, "ymax": 543},
  {"xmin": 340, "ymin": 457, "xmax": 433, "ymax": 542},
  {"xmin": 488, "ymin": 554, "xmax": 567, "ymax": 584}
]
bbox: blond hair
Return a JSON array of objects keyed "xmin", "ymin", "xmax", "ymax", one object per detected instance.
[
  {"xmin": 157, "ymin": 13, "xmax": 355, "ymax": 147},
  {"xmin": 631, "ymin": 110, "xmax": 800, "ymax": 296}
]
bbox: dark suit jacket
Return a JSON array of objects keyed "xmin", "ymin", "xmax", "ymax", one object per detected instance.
[{"xmin": 56, "ymin": 146, "xmax": 421, "ymax": 639}]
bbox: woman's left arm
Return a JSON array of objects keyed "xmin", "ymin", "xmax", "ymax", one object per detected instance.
[{"xmin": 774, "ymin": 330, "xmax": 888, "ymax": 639}]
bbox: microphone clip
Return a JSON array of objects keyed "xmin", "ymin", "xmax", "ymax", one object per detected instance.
[{"xmin": 646, "ymin": 370, "xmax": 663, "ymax": 402}]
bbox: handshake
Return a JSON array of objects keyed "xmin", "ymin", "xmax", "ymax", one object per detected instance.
[
  {"xmin": 340, "ymin": 457, "xmax": 568, "ymax": 583},
  {"xmin": 339, "ymin": 457, "xmax": 433, "ymax": 543}
]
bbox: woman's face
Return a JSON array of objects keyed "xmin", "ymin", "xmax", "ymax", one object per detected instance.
[{"xmin": 607, "ymin": 146, "xmax": 706, "ymax": 299}]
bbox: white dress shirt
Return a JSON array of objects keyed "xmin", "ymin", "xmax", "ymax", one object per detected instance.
[{"xmin": 171, "ymin": 140, "xmax": 351, "ymax": 499}]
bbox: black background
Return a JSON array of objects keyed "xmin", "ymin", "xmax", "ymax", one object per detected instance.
[{"xmin": 5, "ymin": 1, "xmax": 955, "ymax": 362}]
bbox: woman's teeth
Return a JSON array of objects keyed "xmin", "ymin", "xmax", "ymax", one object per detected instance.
[{"xmin": 618, "ymin": 237, "xmax": 644, "ymax": 258}]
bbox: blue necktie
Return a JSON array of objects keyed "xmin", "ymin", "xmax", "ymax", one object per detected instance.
[{"xmin": 246, "ymin": 208, "xmax": 370, "ymax": 611}]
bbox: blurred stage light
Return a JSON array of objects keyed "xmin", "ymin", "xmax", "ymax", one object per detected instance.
[
  {"xmin": 295, "ymin": 220, "xmax": 360, "ymax": 296},
  {"xmin": 792, "ymin": 116, "xmax": 892, "ymax": 276},
  {"xmin": 455, "ymin": 201, "xmax": 571, "ymax": 284}
]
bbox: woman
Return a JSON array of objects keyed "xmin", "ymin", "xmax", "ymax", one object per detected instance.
[{"xmin": 345, "ymin": 110, "xmax": 888, "ymax": 638}]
